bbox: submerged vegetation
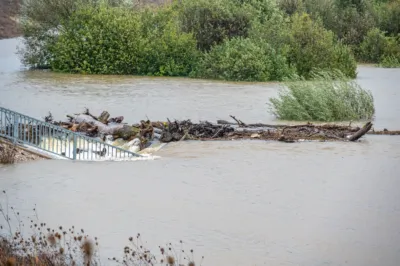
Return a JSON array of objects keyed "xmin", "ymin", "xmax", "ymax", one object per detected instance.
[
  {"xmin": 0, "ymin": 191, "xmax": 203, "ymax": 265},
  {"xmin": 17, "ymin": 0, "xmax": 400, "ymax": 78},
  {"xmin": 18, "ymin": 0, "xmax": 400, "ymax": 79}
]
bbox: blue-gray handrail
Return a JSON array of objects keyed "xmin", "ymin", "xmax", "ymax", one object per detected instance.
[{"xmin": 0, "ymin": 106, "xmax": 142, "ymax": 160}]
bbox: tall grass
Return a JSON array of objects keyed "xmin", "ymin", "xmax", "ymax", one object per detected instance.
[{"xmin": 269, "ymin": 70, "xmax": 375, "ymax": 121}]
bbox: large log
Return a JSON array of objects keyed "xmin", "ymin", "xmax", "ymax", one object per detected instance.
[
  {"xmin": 72, "ymin": 114, "xmax": 139, "ymax": 140},
  {"xmin": 348, "ymin": 122, "xmax": 372, "ymax": 141}
]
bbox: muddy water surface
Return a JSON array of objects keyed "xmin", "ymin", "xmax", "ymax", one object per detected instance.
[{"xmin": 1, "ymin": 38, "xmax": 400, "ymax": 266}]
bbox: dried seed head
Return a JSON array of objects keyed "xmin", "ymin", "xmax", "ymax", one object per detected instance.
[
  {"xmin": 47, "ymin": 234, "xmax": 57, "ymax": 246},
  {"xmin": 81, "ymin": 239, "xmax": 94, "ymax": 260},
  {"xmin": 6, "ymin": 257, "xmax": 16, "ymax": 266},
  {"xmin": 188, "ymin": 262, "xmax": 195, "ymax": 266},
  {"xmin": 167, "ymin": 256, "xmax": 175, "ymax": 265},
  {"xmin": 60, "ymin": 247, "xmax": 65, "ymax": 254}
]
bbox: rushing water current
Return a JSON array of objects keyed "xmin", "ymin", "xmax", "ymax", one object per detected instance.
[{"xmin": 1, "ymin": 38, "xmax": 400, "ymax": 266}]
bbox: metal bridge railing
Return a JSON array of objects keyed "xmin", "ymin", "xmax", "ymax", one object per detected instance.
[{"xmin": 0, "ymin": 107, "xmax": 142, "ymax": 160}]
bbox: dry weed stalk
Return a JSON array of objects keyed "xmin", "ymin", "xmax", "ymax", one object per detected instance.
[
  {"xmin": 0, "ymin": 143, "xmax": 17, "ymax": 164},
  {"xmin": 0, "ymin": 191, "xmax": 204, "ymax": 266}
]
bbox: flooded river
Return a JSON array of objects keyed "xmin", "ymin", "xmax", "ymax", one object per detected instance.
[{"xmin": 1, "ymin": 38, "xmax": 400, "ymax": 266}]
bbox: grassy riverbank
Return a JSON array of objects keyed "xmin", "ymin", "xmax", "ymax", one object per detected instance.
[
  {"xmin": 17, "ymin": 0, "xmax": 400, "ymax": 81},
  {"xmin": 0, "ymin": 138, "xmax": 44, "ymax": 164}
]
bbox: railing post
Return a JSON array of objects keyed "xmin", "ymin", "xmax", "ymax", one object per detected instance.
[
  {"xmin": 13, "ymin": 113, "xmax": 19, "ymax": 143},
  {"xmin": 72, "ymin": 134, "xmax": 77, "ymax": 160}
]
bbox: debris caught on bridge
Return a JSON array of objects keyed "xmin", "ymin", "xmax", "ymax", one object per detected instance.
[{"xmin": 42, "ymin": 109, "xmax": 391, "ymax": 152}]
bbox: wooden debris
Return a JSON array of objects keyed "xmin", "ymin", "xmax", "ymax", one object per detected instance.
[{"xmin": 43, "ymin": 110, "xmax": 397, "ymax": 147}]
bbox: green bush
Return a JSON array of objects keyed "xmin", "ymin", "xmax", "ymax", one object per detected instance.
[
  {"xmin": 236, "ymin": 0, "xmax": 283, "ymax": 23},
  {"xmin": 49, "ymin": 5, "xmax": 199, "ymax": 76},
  {"xmin": 374, "ymin": 0, "xmax": 400, "ymax": 36},
  {"xmin": 301, "ymin": 0, "xmax": 376, "ymax": 49},
  {"xmin": 50, "ymin": 7, "xmax": 143, "ymax": 74},
  {"xmin": 269, "ymin": 70, "xmax": 375, "ymax": 121},
  {"xmin": 359, "ymin": 27, "xmax": 389, "ymax": 62},
  {"xmin": 286, "ymin": 13, "xmax": 357, "ymax": 78},
  {"xmin": 134, "ymin": 7, "xmax": 200, "ymax": 76},
  {"xmin": 359, "ymin": 28, "xmax": 400, "ymax": 63},
  {"xmin": 18, "ymin": 0, "xmax": 124, "ymax": 68},
  {"xmin": 278, "ymin": 0, "xmax": 305, "ymax": 15},
  {"xmin": 379, "ymin": 55, "xmax": 400, "ymax": 67},
  {"xmin": 176, "ymin": 0, "xmax": 252, "ymax": 51},
  {"xmin": 193, "ymin": 37, "xmax": 295, "ymax": 81}
]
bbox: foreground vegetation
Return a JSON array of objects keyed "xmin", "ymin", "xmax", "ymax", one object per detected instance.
[
  {"xmin": 18, "ymin": 0, "xmax": 398, "ymax": 82},
  {"xmin": 269, "ymin": 70, "xmax": 375, "ymax": 121},
  {"xmin": 0, "ymin": 191, "xmax": 202, "ymax": 265}
]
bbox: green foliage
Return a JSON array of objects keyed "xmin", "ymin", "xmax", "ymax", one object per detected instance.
[
  {"xmin": 18, "ymin": 23, "xmax": 57, "ymax": 69},
  {"xmin": 48, "ymin": 5, "xmax": 198, "ymax": 76},
  {"xmin": 278, "ymin": 0, "xmax": 305, "ymax": 15},
  {"xmin": 301, "ymin": 0, "xmax": 376, "ymax": 49},
  {"xmin": 134, "ymin": 7, "xmax": 200, "ymax": 76},
  {"xmin": 359, "ymin": 28, "xmax": 400, "ymax": 63},
  {"xmin": 18, "ymin": 0, "xmax": 122, "ymax": 68},
  {"xmin": 50, "ymin": 7, "xmax": 141, "ymax": 74},
  {"xmin": 176, "ymin": 0, "xmax": 252, "ymax": 51},
  {"xmin": 286, "ymin": 13, "xmax": 357, "ymax": 78},
  {"xmin": 379, "ymin": 55, "xmax": 400, "ymax": 67},
  {"xmin": 193, "ymin": 37, "xmax": 295, "ymax": 81},
  {"xmin": 269, "ymin": 70, "xmax": 375, "ymax": 121},
  {"xmin": 236, "ymin": 0, "xmax": 282, "ymax": 23},
  {"xmin": 374, "ymin": 0, "xmax": 400, "ymax": 36},
  {"xmin": 359, "ymin": 27, "xmax": 389, "ymax": 62},
  {"xmin": 23, "ymin": 0, "xmax": 400, "ymax": 80}
]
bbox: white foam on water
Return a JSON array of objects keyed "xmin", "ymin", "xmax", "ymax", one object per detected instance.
[{"xmin": 26, "ymin": 136, "xmax": 163, "ymax": 162}]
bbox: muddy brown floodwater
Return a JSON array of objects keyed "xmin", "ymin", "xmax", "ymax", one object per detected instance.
[{"xmin": 1, "ymin": 38, "xmax": 400, "ymax": 266}]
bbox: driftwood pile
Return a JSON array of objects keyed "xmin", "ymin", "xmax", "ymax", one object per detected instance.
[{"xmin": 43, "ymin": 110, "xmax": 393, "ymax": 151}]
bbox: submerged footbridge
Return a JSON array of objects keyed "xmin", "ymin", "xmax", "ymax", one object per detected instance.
[{"xmin": 0, "ymin": 106, "xmax": 143, "ymax": 161}]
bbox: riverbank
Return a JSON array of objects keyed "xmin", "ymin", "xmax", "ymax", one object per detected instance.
[
  {"xmin": 0, "ymin": 0, "xmax": 20, "ymax": 39},
  {"xmin": 0, "ymin": 138, "xmax": 46, "ymax": 164}
]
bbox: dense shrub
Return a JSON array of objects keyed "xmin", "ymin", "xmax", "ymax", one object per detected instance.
[
  {"xmin": 50, "ymin": 7, "xmax": 142, "ymax": 74},
  {"xmin": 359, "ymin": 27, "xmax": 389, "ymax": 62},
  {"xmin": 236, "ymin": 0, "xmax": 283, "ymax": 23},
  {"xmin": 286, "ymin": 13, "xmax": 357, "ymax": 78},
  {"xmin": 49, "ymin": 6, "xmax": 199, "ymax": 76},
  {"xmin": 193, "ymin": 37, "xmax": 295, "ymax": 81},
  {"xmin": 374, "ymin": 0, "xmax": 400, "ymax": 36},
  {"xmin": 20, "ymin": 0, "xmax": 398, "ymax": 80},
  {"xmin": 133, "ymin": 7, "xmax": 200, "ymax": 76},
  {"xmin": 269, "ymin": 70, "xmax": 375, "ymax": 121},
  {"xmin": 176, "ymin": 0, "xmax": 252, "ymax": 51},
  {"xmin": 278, "ymin": 0, "xmax": 305, "ymax": 15},
  {"xmin": 18, "ymin": 0, "xmax": 125, "ymax": 68},
  {"xmin": 359, "ymin": 28, "xmax": 400, "ymax": 63},
  {"xmin": 301, "ymin": 0, "xmax": 377, "ymax": 50},
  {"xmin": 379, "ymin": 55, "xmax": 400, "ymax": 67}
]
